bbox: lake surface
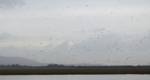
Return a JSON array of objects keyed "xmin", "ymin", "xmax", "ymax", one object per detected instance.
[{"xmin": 0, "ymin": 75, "xmax": 150, "ymax": 80}]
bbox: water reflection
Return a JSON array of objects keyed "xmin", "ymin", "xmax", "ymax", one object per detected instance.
[{"xmin": 0, "ymin": 75, "xmax": 150, "ymax": 80}]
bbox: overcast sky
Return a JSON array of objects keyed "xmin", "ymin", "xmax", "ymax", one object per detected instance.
[{"xmin": 0, "ymin": 0, "xmax": 150, "ymax": 65}]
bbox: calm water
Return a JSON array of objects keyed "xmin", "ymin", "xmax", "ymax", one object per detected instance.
[{"xmin": 0, "ymin": 75, "xmax": 150, "ymax": 80}]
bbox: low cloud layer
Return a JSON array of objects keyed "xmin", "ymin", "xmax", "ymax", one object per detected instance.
[
  {"xmin": 0, "ymin": 32, "xmax": 149, "ymax": 65},
  {"xmin": 0, "ymin": 32, "xmax": 11, "ymax": 40}
]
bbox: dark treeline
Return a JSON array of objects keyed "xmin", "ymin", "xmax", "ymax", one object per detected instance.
[{"xmin": 0, "ymin": 64, "xmax": 150, "ymax": 69}]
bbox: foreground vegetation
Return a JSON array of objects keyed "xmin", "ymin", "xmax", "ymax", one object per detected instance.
[{"xmin": 0, "ymin": 64, "xmax": 150, "ymax": 74}]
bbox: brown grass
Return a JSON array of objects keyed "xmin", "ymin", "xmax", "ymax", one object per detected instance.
[{"xmin": 0, "ymin": 68, "xmax": 150, "ymax": 75}]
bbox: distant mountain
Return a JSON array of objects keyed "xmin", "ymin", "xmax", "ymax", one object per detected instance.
[
  {"xmin": 72, "ymin": 63, "xmax": 103, "ymax": 66},
  {"xmin": 0, "ymin": 56, "xmax": 104, "ymax": 67},
  {"xmin": 0, "ymin": 56, "xmax": 47, "ymax": 66}
]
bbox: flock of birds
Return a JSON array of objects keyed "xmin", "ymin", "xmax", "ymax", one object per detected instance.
[{"xmin": 0, "ymin": 0, "xmax": 150, "ymax": 66}]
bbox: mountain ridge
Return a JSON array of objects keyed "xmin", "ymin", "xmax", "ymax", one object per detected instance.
[{"xmin": 0, "ymin": 56, "xmax": 47, "ymax": 66}]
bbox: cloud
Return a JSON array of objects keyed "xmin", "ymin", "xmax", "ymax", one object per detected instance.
[
  {"xmin": 0, "ymin": 0, "xmax": 25, "ymax": 9},
  {"xmin": 91, "ymin": 28, "xmax": 105, "ymax": 33},
  {"xmin": 34, "ymin": 32, "xmax": 150, "ymax": 65},
  {"xmin": 0, "ymin": 31, "xmax": 149, "ymax": 65},
  {"xmin": 0, "ymin": 32, "xmax": 11, "ymax": 40}
]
